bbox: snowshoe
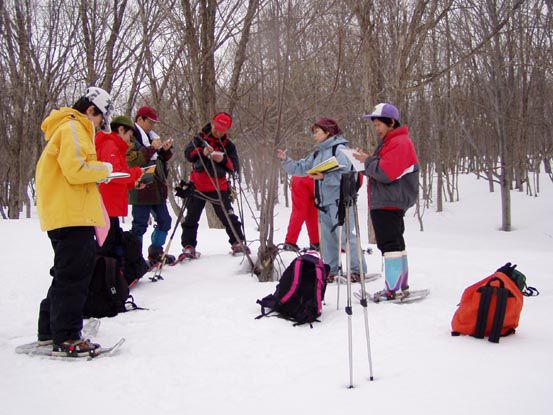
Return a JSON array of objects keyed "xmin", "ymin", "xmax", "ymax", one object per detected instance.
[
  {"xmin": 331, "ymin": 273, "xmax": 382, "ymax": 285},
  {"xmin": 308, "ymin": 243, "xmax": 320, "ymax": 252},
  {"xmin": 366, "ymin": 288, "xmax": 429, "ymax": 304},
  {"xmin": 177, "ymin": 246, "xmax": 201, "ymax": 262},
  {"xmin": 52, "ymin": 338, "xmax": 101, "ymax": 358},
  {"xmin": 281, "ymin": 243, "xmax": 300, "ymax": 252}
]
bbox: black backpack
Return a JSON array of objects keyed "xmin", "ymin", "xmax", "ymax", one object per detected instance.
[
  {"xmin": 256, "ymin": 254, "xmax": 330, "ymax": 326},
  {"xmin": 83, "ymin": 255, "xmax": 140, "ymax": 318},
  {"xmin": 121, "ymin": 231, "xmax": 149, "ymax": 287}
]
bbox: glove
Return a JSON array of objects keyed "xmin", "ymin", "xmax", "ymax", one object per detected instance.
[
  {"xmin": 97, "ymin": 162, "xmax": 114, "ymax": 183},
  {"xmin": 496, "ymin": 262, "xmax": 516, "ymax": 278},
  {"xmin": 103, "ymin": 162, "xmax": 113, "ymax": 175},
  {"xmin": 175, "ymin": 180, "xmax": 194, "ymax": 199}
]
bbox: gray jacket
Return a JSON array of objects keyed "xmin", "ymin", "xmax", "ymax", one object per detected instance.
[{"xmin": 281, "ymin": 135, "xmax": 353, "ymax": 207}]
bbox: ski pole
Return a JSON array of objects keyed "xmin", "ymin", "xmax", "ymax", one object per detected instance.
[
  {"xmin": 150, "ymin": 183, "xmax": 192, "ymax": 282},
  {"xmin": 344, "ymin": 206, "xmax": 354, "ymax": 389},
  {"xmin": 353, "ymin": 200, "xmax": 374, "ymax": 381},
  {"xmin": 207, "ymin": 157, "xmax": 255, "ymax": 270},
  {"xmin": 337, "ymin": 223, "xmax": 343, "ymax": 310},
  {"xmin": 233, "ymin": 174, "xmax": 248, "ymax": 241}
]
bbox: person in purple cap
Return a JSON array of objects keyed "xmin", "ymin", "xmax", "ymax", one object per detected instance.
[
  {"xmin": 276, "ymin": 117, "xmax": 367, "ymax": 282},
  {"xmin": 353, "ymin": 103, "xmax": 419, "ymax": 302}
]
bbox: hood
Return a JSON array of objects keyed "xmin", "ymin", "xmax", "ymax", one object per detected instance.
[
  {"xmin": 317, "ymin": 134, "xmax": 349, "ymax": 151},
  {"xmin": 95, "ymin": 131, "xmax": 129, "ymax": 152},
  {"xmin": 41, "ymin": 107, "xmax": 94, "ymax": 142}
]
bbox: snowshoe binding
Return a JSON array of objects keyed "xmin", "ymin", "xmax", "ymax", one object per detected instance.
[
  {"xmin": 52, "ymin": 338, "xmax": 101, "ymax": 358},
  {"xmin": 177, "ymin": 246, "xmax": 201, "ymax": 263},
  {"xmin": 372, "ymin": 289, "xmax": 398, "ymax": 303},
  {"xmin": 231, "ymin": 242, "xmax": 251, "ymax": 256},
  {"xmin": 148, "ymin": 245, "xmax": 176, "ymax": 269},
  {"xmin": 281, "ymin": 242, "xmax": 300, "ymax": 252}
]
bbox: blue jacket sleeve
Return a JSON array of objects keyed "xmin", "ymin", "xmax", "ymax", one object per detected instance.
[{"xmin": 281, "ymin": 153, "xmax": 316, "ymax": 176}]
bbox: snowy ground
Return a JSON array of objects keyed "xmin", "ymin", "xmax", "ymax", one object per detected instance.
[{"xmin": 1, "ymin": 173, "xmax": 552, "ymax": 415}]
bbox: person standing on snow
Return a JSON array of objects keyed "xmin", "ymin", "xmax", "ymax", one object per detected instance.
[
  {"xmin": 353, "ymin": 103, "xmax": 419, "ymax": 302},
  {"xmin": 36, "ymin": 87, "xmax": 114, "ymax": 357},
  {"xmin": 179, "ymin": 112, "xmax": 249, "ymax": 259},
  {"xmin": 126, "ymin": 106, "xmax": 175, "ymax": 267},
  {"xmin": 282, "ymin": 175, "xmax": 319, "ymax": 252},
  {"xmin": 276, "ymin": 117, "xmax": 367, "ymax": 282},
  {"xmin": 95, "ymin": 115, "xmax": 143, "ymax": 265}
]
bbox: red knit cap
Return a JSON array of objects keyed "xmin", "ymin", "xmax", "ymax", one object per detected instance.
[{"xmin": 212, "ymin": 112, "xmax": 232, "ymax": 133}]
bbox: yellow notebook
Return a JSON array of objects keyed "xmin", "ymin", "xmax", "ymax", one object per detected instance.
[{"xmin": 306, "ymin": 156, "xmax": 343, "ymax": 174}]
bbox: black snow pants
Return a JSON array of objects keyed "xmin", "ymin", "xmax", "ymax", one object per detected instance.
[
  {"xmin": 38, "ymin": 226, "xmax": 96, "ymax": 344},
  {"xmin": 180, "ymin": 190, "xmax": 244, "ymax": 248},
  {"xmin": 370, "ymin": 209, "xmax": 406, "ymax": 254}
]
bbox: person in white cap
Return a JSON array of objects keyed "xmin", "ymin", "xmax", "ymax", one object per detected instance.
[
  {"xmin": 354, "ymin": 103, "xmax": 419, "ymax": 302},
  {"xmin": 35, "ymin": 86, "xmax": 114, "ymax": 357}
]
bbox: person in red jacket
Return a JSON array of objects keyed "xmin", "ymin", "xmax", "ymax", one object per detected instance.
[
  {"xmin": 282, "ymin": 176, "xmax": 319, "ymax": 252},
  {"xmin": 179, "ymin": 112, "xmax": 249, "ymax": 258},
  {"xmin": 95, "ymin": 116, "xmax": 143, "ymax": 260}
]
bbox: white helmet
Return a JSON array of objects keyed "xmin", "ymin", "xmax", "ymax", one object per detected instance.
[{"xmin": 84, "ymin": 86, "xmax": 114, "ymax": 133}]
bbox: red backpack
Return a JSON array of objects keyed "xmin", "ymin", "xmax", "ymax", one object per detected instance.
[{"xmin": 451, "ymin": 271, "xmax": 523, "ymax": 343}]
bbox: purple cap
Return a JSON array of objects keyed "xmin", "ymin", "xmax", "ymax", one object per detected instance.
[{"xmin": 362, "ymin": 103, "xmax": 400, "ymax": 122}]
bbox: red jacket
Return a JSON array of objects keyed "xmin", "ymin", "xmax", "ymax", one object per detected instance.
[
  {"xmin": 185, "ymin": 124, "xmax": 240, "ymax": 192},
  {"xmin": 95, "ymin": 131, "xmax": 142, "ymax": 217},
  {"xmin": 364, "ymin": 126, "xmax": 419, "ymax": 210}
]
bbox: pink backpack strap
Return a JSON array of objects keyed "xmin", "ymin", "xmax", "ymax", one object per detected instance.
[
  {"xmin": 281, "ymin": 259, "xmax": 302, "ymax": 303},
  {"xmin": 314, "ymin": 259, "xmax": 325, "ymax": 314}
]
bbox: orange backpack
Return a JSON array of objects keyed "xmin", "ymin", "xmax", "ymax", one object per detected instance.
[{"xmin": 451, "ymin": 271, "xmax": 523, "ymax": 343}]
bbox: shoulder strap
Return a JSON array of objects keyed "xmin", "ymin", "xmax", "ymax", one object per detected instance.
[
  {"xmin": 280, "ymin": 259, "xmax": 303, "ymax": 303},
  {"xmin": 331, "ymin": 143, "xmax": 344, "ymax": 157},
  {"xmin": 314, "ymin": 259, "xmax": 325, "ymax": 315},
  {"xmin": 488, "ymin": 286, "xmax": 513, "ymax": 343},
  {"xmin": 474, "ymin": 285, "xmax": 493, "ymax": 339}
]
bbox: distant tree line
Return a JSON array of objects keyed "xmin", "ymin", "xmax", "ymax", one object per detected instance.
[{"xmin": 1, "ymin": 0, "xmax": 551, "ymax": 279}]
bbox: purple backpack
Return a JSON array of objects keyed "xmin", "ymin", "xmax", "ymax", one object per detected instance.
[{"xmin": 256, "ymin": 254, "xmax": 329, "ymax": 326}]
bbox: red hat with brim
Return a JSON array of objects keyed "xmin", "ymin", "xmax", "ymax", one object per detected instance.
[{"xmin": 136, "ymin": 106, "xmax": 160, "ymax": 123}]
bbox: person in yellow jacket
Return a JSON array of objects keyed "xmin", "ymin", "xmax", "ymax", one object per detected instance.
[{"xmin": 36, "ymin": 87, "xmax": 114, "ymax": 358}]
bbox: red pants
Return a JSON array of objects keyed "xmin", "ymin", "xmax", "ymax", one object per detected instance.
[{"xmin": 285, "ymin": 176, "xmax": 319, "ymax": 245}]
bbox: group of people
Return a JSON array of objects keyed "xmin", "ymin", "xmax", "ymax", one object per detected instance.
[
  {"xmin": 34, "ymin": 87, "xmax": 247, "ymax": 357},
  {"xmin": 277, "ymin": 103, "xmax": 419, "ymax": 302},
  {"xmin": 33, "ymin": 83, "xmax": 418, "ymax": 357}
]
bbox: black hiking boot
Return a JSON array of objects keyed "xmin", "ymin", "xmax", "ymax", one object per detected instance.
[{"xmin": 148, "ymin": 245, "xmax": 176, "ymax": 266}]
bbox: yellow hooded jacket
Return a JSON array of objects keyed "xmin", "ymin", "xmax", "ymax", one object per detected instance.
[{"xmin": 36, "ymin": 107, "xmax": 110, "ymax": 231}]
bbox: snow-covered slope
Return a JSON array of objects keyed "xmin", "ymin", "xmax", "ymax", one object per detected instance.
[{"xmin": 1, "ymin": 173, "xmax": 551, "ymax": 415}]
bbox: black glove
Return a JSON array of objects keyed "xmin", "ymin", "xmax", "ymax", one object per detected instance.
[
  {"xmin": 496, "ymin": 262, "xmax": 516, "ymax": 278},
  {"xmin": 175, "ymin": 180, "xmax": 194, "ymax": 199}
]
